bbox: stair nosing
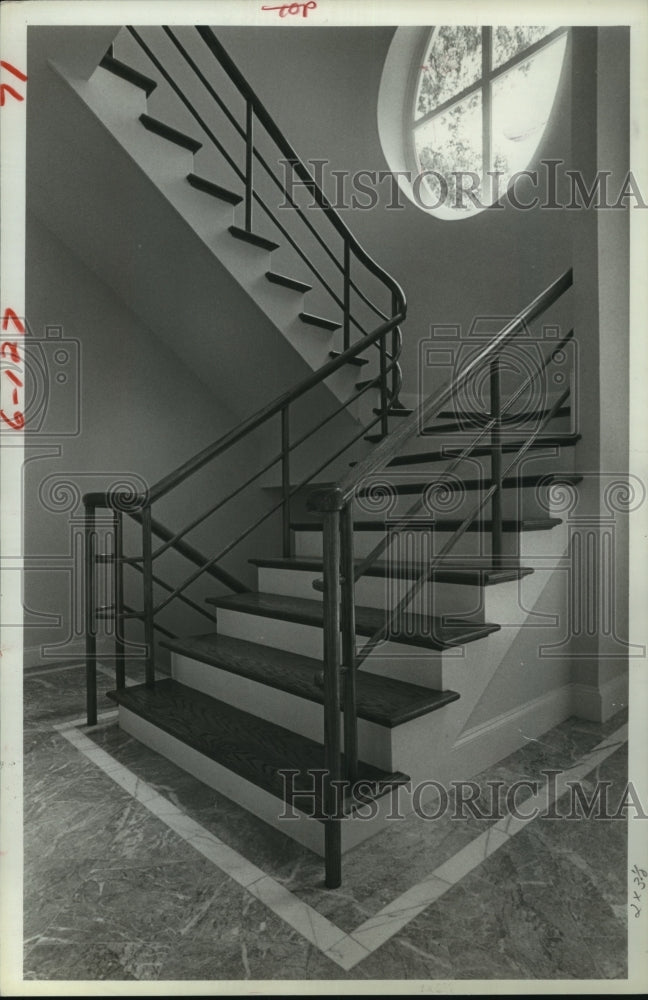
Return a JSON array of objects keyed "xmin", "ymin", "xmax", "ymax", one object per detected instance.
[
  {"xmin": 266, "ymin": 271, "xmax": 312, "ymax": 294},
  {"xmin": 139, "ymin": 113, "xmax": 202, "ymax": 153},
  {"xmin": 389, "ymin": 434, "xmax": 582, "ymax": 466},
  {"xmin": 299, "ymin": 311, "xmax": 341, "ymax": 332},
  {"xmin": 250, "ymin": 555, "xmax": 534, "ymax": 586},
  {"xmin": 186, "ymin": 173, "xmax": 242, "ymax": 205},
  {"xmin": 329, "ymin": 351, "xmax": 368, "ymax": 367},
  {"xmin": 291, "ymin": 517, "xmax": 563, "ymax": 532},
  {"xmin": 228, "ymin": 225, "xmax": 280, "ymax": 252},
  {"xmin": 206, "ymin": 591, "xmax": 500, "ymax": 650},
  {"xmin": 99, "ymin": 54, "xmax": 158, "ymax": 96},
  {"xmin": 354, "ymin": 472, "xmax": 582, "ymax": 497},
  {"xmin": 160, "ymin": 633, "xmax": 460, "ymax": 728},
  {"xmin": 108, "ymin": 678, "xmax": 409, "ymax": 816}
]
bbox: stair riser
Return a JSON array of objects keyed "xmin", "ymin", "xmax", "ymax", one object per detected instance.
[
  {"xmin": 294, "ymin": 528, "xmax": 514, "ymax": 559},
  {"xmin": 118, "ymin": 705, "xmax": 399, "ymax": 856},
  {"xmin": 352, "ymin": 486, "xmax": 571, "ymax": 522},
  {"xmin": 216, "ymin": 608, "xmax": 445, "ymax": 688},
  {"xmin": 256, "ymin": 566, "xmax": 485, "ymax": 620},
  {"xmin": 387, "ymin": 450, "xmax": 577, "ymax": 478},
  {"xmin": 172, "ymin": 652, "xmax": 397, "ymax": 770}
]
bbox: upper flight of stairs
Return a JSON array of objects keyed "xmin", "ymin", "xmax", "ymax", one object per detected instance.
[{"xmin": 63, "ymin": 28, "xmax": 581, "ymax": 881}]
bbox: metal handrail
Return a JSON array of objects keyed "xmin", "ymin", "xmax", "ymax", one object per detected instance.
[{"xmin": 309, "ymin": 269, "xmax": 573, "ymax": 513}]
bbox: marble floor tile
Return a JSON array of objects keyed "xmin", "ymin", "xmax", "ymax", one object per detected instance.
[{"xmin": 20, "ymin": 661, "xmax": 630, "ymax": 983}]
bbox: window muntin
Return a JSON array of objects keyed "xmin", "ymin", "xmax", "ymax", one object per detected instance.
[{"xmin": 413, "ymin": 26, "xmax": 568, "ymax": 217}]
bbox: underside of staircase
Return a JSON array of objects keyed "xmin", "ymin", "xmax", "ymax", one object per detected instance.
[{"xmin": 62, "ymin": 26, "xmax": 581, "ymax": 888}]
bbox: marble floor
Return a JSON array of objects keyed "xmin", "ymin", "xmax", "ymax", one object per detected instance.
[{"xmin": 20, "ymin": 659, "xmax": 630, "ymax": 985}]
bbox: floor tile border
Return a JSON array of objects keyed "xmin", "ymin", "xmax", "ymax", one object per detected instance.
[{"xmin": 54, "ymin": 717, "xmax": 628, "ymax": 972}]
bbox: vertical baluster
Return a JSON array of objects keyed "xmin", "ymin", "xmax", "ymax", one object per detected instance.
[
  {"xmin": 281, "ymin": 406, "xmax": 292, "ymax": 558},
  {"xmin": 322, "ymin": 509, "xmax": 342, "ymax": 889},
  {"xmin": 142, "ymin": 506, "xmax": 155, "ymax": 687},
  {"xmin": 113, "ymin": 509, "xmax": 125, "ymax": 690},
  {"xmin": 391, "ymin": 291, "xmax": 400, "ymax": 404},
  {"xmin": 340, "ymin": 502, "xmax": 358, "ymax": 784},
  {"xmin": 245, "ymin": 99, "xmax": 253, "ymax": 232},
  {"xmin": 343, "ymin": 238, "xmax": 350, "ymax": 352},
  {"xmin": 379, "ymin": 333, "xmax": 389, "ymax": 438},
  {"xmin": 490, "ymin": 357, "xmax": 503, "ymax": 567},
  {"xmin": 85, "ymin": 501, "xmax": 97, "ymax": 726}
]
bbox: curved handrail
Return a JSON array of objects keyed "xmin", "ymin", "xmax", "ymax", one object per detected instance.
[{"xmin": 309, "ymin": 268, "xmax": 573, "ymax": 512}]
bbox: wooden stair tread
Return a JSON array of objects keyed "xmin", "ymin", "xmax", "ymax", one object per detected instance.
[
  {"xmin": 299, "ymin": 312, "xmax": 341, "ymax": 332},
  {"xmin": 228, "ymin": 225, "xmax": 279, "ymax": 251},
  {"xmin": 266, "ymin": 272, "xmax": 312, "ymax": 294},
  {"xmin": 292, "ymin": 516, "xmax": 562, "ymax": 532},
  {"xmin": 160, "ymin": 633, "xmax": 460, "ymax": 727},
  {"xmin": 388, "ymin": 434, "xmax": 582, "ymax": 467},
  {"xmin": 186, "ymin": 173, "xmax": 242, "ymax": 205},
  {"xmin": 355, "ymin": 472, "xmax": 582, "ymax": 497},
  {"xmin": 99, "ymin": 54, "xmax": 157, "ymax": 96},
  {"xmin": 107, "ymin": 679, "xmax": 408, "ymax": 816},
  {"xmin": 206, "ymin": 592, "xmax": 500, "ymax": 650},
  {"xmin": 250, "ymin": 556, "xmax": 533, "ymax": 586},
  {"xmin": 424, "ymin": 406, "xmax": 571, "ymax": 435},
  {"xmin": 373, "ymin": 407, "xmax": 413, "ymax": 418},
  {"xmin": 139, "ymin": 114, "xmax": 202, "ymax": 153}
]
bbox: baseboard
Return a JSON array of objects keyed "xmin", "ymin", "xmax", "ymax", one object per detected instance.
[
  {"xmin": 446, "ymin": 683, "xmax": 574, "ymax": 781},
  {"xmin": 571, "ymin": 673, "xmax": 629, "ymax": 722}
]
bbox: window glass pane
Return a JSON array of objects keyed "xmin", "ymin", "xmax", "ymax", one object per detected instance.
[
  {"xmin": 414, "ymin": 91, "xmax": 482, "ymax": 214},
  {"xmin": 492, "ymin": 26, "xmax": 555, "ymax": 68},
  {"xmin": 416, "ymin": 26, "xmax": 481, "ymax": 120},
  {"xmin": 491, "ymin": 34, "xmax": 567, "ymax": 193}
]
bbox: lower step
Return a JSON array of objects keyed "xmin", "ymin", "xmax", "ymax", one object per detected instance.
[{"xmin": 108, "ymin": 679, "xmax": 408, "ymax": 856}]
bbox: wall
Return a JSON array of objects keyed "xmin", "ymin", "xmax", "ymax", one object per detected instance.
[
  {"xmin": 23, "ymin": 213, "xmax": 278, "ymax": 664},
  {"xmin": 216, "ymin": 25, "xmax": 574, "ymax": 395}
]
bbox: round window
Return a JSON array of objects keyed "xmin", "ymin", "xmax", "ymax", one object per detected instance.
[{"xmin": 379, "ymin": 26, "xmax": 569, "ymax": 219}]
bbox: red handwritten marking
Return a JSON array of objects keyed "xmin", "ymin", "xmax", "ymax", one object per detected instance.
[
  {"xmin": 1, "ymin": 342, "xmax": 20, "ymax": 363},
  {"xmin": 261, "ymin": 1, "xmax": 317, "ymax": 18},
  {"xmin": 0, "ymin": 409, "xmax": 25, "ymax": 430},
  {"xmin": 1, "ymin": 310, "xmax": 25, "ymax": 429},
  {"xmin": 0, "ymin": 61, "xmax": 28, "ymax": 82},
  {"xmin": 0, "ymin": 84, "xmax": 24, "ymax": 106},
  {"xmin": 2, "ymin": 309, "xmax": 25, "ymax": 333}
]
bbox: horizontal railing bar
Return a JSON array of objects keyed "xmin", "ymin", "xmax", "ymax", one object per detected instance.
[
  {"xmin": 128, "ymin": 28, "xmax": 245, "ymax": 186},
  {"xmin": 128, "ymin": 560, "xmax": 217, "ymax": 623},
  {"xmin": 354, "ymin": 385, "xmax": 572, "ymax": 667},
  {"xmin": 152, "ymin": 360, "xmax": 396, "ymax": 559},
  {"xmin": 123, "ymin": 603, "xmax": 176, "ymax": 641},
  {"xmin": 147, "ymin": 315, "xmax": 403, "ymax": 504},
  {"xmin": 196, "ymin": 27, "xmax": 406, "ymax": 309},
  {"xmin": 311, "ymin": 269, "xmax": 573, "ymax": 511},
  {"xmin": 129, "ymin": 510, "xmax": 247, "ymax": 593},
  {"xmin": 351, "ymin": 327, "xmax": 574, "ymax": 580},
  {"xmin": 140, "ymin": 29, "xmax": 380, "ymax": 340},
  {"xmin": 152, "ymin": 407, "xmax": 388, "ymax": 616},
  {"xmin": 161, "ymin": 27, "xmax": 246, "ymax": 139}
]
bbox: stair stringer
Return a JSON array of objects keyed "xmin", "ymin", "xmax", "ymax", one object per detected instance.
[
  {"xmin": 51, "ymin": 53, "xmax": 374, "ymax": 418},
  {"xmin": 387, "ymin": 519, "xmax": 573, "ymax": 792}
]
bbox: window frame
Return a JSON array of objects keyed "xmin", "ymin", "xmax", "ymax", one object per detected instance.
[{"xmin": 409, "ymin": 25, "xmax": 569, "ymax": 211}]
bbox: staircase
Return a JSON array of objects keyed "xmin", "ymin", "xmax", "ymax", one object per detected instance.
[{"xmin": 78, "ymin": 27, "xmax": 578, "ymax": 888}]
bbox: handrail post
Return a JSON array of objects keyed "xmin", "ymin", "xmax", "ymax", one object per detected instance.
[
  {"xmin": 281, "ymin": 406, "xmax": 292, "ymax": 558},
  {"xmin": 379, "ymin": 333, "xmax": 389, "ymax": 438},
  {"xmin": 391, "ymin": 291, "xmax": 402, "ymax": 407},
  {"xmin": 340, "ymin": 502, "xmax": 358, "ymax": 784},
  {"xmin": 245, "ymin": 99, "xmax": 253, "ymax": 232},
  {"xmin": 322, "ymin": 509, "xmax": 343, "ymax": 889},
  {"xmin": 142, "ymin": 506, "xmax": 155, "ymax": 686},
  {"xmin": 490, "ymin": 358, "xmax": 503, "ymax": 567},
  {"xmin": 84, "ymin": 500, "xmax": 97, "ymax": 726},
  {"xmin": 113, "ymin": 509, "xmax": 125, "ymax": 690},
  {"xmin": 343, "ymin": 238, "xmax": 350, "ymax": 352}
]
